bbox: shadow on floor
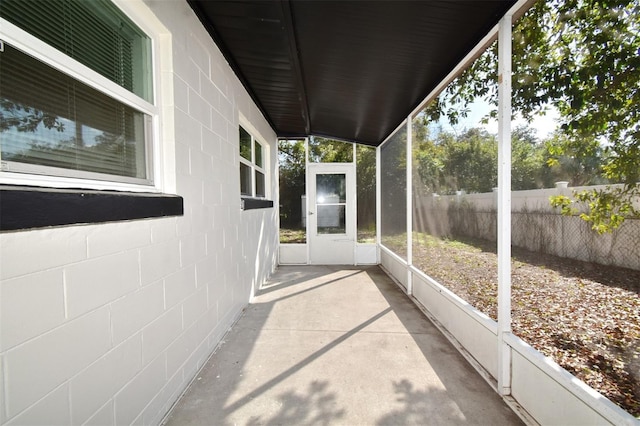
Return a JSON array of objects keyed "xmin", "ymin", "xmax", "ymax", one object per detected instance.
[{"xmin": 163, "ymin": 265, "xmax": 523, "ymax": 426}]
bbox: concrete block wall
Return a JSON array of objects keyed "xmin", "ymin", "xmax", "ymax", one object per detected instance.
[{"xmin": 0, "ymin": 0, "xmax": 278, "ymax": 424}]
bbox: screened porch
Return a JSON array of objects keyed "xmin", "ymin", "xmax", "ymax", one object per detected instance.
[
  {"xmin": 0, "ymin": 0, "xmax": 636, "ymax": 424},
  {"xmin": 184, "ymin": 0, "xmax": 640, "ymax": 424}
]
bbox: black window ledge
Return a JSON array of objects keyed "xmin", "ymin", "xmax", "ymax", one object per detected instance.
[
  {"xmin": 241, "ymin": 197, "xmax": 273, "ymax": 210},
  {"xmin": 1, "ymin": 185, "xmax": 184, "ymax": 231}
]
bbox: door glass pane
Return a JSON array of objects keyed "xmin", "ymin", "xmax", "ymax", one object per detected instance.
[
  {"xmin": 316, "ymin": 174, "xmax": 346, "ymax": 203},
  {"xmin": 316, "ymin": 173, "xmax": 346, "ymax": 234},
  {"xmin": 317, "ymin": 205, "xmax": 346, "ymax": 234}
]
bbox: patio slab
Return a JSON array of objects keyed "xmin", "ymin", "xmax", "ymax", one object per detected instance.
[{"xmin": 162, "ymin": 265, "xmax": 523, "ymax": 425}]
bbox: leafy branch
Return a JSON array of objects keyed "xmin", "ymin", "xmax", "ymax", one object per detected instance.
[
  {"xmin": 551, "ymin": 185, "xmax": 639, "ymax": 233},
  {"xmin": 424, "ymin": 0, "xmax": 640, "ymax": 233}
]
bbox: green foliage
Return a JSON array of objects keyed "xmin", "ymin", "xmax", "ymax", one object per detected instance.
[
  {"xmin": 414, "ymin": 138, "xmax": 444, "ymax": 194},
  {"xmin": 380, "ymin": 128, "xmax": 408, "ymax": 235},
  {"xmin": 422, "ymin": 0, "xmax": 640, "ymax": 232},
  {"xmin": 440, "ymin": 128, "xmax": 498, "ymax": 193},
  {"xmin": 356, "ymin": 144, "xmax": 376, "ymax": 232},
  {"xmin": 412, "ymin": 110, "xmax": 615, "ymax": 195},
  {"xmin": 511, "ymin": 126, "xmax": 545, "ymax": 189},
  {"xmin": 551, "ymin": 185, "xmax": 639, "ymax": 233},
  {"xmin": 278, "ymin": 138, "xmax": 377, "ymax": 233},
  {"xmin": 413, "ymin": 122, "xmax": 563, "ymax": 193},
  {"xmin": 356, "ymin": 144, "xmax": 376, "ymax": 193},
  {"xmin": 412, "ymin": 121, "xmax": 498, "ymax": 194},
  {"xmin": 542, "ymin": 131, "xmax": 609, "ymax": 186},
  {"xmin": 278, "ymin": 139, "xmax": 306, "ymax": 227},
  {"xmin": 308, "ymin": 137, "xmax": 353, "ymax": 163}
]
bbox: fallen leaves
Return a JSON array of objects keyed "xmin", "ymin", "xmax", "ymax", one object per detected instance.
[{"xmin": 412, "ymin": 233, "xmax": 640, "ymax": 417}]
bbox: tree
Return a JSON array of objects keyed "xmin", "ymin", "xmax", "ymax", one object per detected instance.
[
  {"xmin": 278, "ymin": 139, "xmax": 306, "ymax": 228},
  {"xmin": 542, "ymin": 131, "xmax": 609, "ymax": 187},
  {"xmin": 308, "ymin": 137, "xmax": 353, "ymax": 163},
  {"xmin": 425, "ymin": 0, "xmax": 640, "ymax": 232},
  {"xmin": 440, "ymin": 128, "xmax": 498, "ymax": 194},
  {"xmin": 413, "ymin": 124, "xmax": 551, "ymax": 194},
  {"xmin": 355, "ymin": 145, "xmax": 376, "ymax": 231},
  {"xmin": 418, "ymin": 127, "xmax": 498, "ymax": 194},
  {"xmin": 511, "ymin": 126, "xmax": 545, "ymax": 190},
  {"xmin": 414, "ymin": 137, "xmax": 445, "ymax": 195},
  {"xmin": 380, "ymin": 128, "xmax": 407, "ymax": 235},
  {"xmin": 278, "ymin": 138, "xmax": 378, "ymax": 234}
]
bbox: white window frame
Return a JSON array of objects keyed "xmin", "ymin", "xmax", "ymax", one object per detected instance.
[
  {"xmin": 0, "ymin": 0, "xmax": 165, "ymax": 193},
  {"xmin": 239, "ymin": 125, "xmax": 268, "ymax": 199}
]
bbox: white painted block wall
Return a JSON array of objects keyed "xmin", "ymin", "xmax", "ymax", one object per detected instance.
[{"xmin": 0, "ymin": 0, "xmax": 278, "ymax": 424}]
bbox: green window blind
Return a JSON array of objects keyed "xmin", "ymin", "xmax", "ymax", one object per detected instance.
[{"xmin": 0, "ymin": 0, "xmax": 152, "ymax": 102}]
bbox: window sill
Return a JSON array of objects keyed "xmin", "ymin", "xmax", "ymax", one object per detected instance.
[
  {"xmin": 241, "ymin": 197, "xmax": 274, "ymax": 210},
  {"xmin": 0, "ymin": 185, "xmax": 184, "ymax": 231}
]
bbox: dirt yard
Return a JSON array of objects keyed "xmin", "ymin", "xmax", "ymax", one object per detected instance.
[{"xmin": 409, "ymin": 233, "xmax": 640, "ymax": 417}]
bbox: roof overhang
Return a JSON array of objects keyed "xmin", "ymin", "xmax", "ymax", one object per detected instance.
[{"xmin": 189, "ymin": 0, "xmax": 518, "ymax": 146}]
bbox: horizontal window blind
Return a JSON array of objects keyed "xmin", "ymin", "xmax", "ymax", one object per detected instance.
[
  {"xmin": 1, "ymin": 43, "xmax": 149, "ymax": 180},
  {"xmin": 0, "ymin": 0, "xmax": 152, "ymax": 102}
]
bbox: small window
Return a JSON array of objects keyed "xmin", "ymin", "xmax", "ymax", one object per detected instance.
[
  {"xmin": 0, "ymin": 0, "xmax": 155, "ymax": 186},
  {"xmin": 239, "ymin": 126, "xmax": 266, "ymax": 198}
]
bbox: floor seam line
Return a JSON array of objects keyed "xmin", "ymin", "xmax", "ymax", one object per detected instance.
[{"xmin": 252, "ymin": 328, "xmax": 432, "ymax": 335}]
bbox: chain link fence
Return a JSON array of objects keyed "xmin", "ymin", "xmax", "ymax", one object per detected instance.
[
  {"xmin": 512, "ymin": 211, "xmax": 640, "ymax": 270},
  {"xmin": 415, "ymin": 191, "xmax": 640, "ymax": 271}
]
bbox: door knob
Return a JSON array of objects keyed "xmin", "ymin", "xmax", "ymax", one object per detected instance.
[{"xmin": 308, "ymin": 211, "xmax": 314, "ymax": 215}]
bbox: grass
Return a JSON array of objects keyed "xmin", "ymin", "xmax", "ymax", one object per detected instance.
[
  {"xmin": 280, "ymin": 227, "xmax": 306, "ymax": 244},
  {"xmin": 280, "ymin": 227, "xmax": 377, "ymax": 244}
]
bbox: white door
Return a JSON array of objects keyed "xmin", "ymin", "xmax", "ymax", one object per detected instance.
[{"xmin": 307, "ymin": 163, "xmax": 356, "ymax": 264}]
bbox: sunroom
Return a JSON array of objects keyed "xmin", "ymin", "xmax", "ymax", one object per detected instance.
[{"xmin": 0, "ymin": 0, "xmax": 638, "ymax": 425}]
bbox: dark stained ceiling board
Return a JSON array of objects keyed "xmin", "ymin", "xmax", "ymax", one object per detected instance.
[{"xmin": 189, "ymin": 0, "xmax": 517, "ymax": 146}]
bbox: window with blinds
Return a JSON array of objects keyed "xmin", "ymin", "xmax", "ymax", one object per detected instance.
[{"xmin": 0, "ymin": 0, "xmax": 154, "ymax": 185}]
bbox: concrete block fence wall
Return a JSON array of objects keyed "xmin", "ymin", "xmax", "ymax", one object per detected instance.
[
  {"xmin": 415, "ymin": 184, "xmax": 640, "ymax": 271},
  {"xmin": 0, "ymin": 1, "xmax": 279, "ymax": 424}
]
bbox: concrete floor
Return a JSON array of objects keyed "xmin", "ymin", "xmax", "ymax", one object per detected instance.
[{"xmin": 163, "ymin": 265, "xmax": 523, "ymax": 425}]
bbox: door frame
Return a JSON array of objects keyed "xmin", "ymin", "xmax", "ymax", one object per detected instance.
[{"xmin": 306, "ymin": 162, "xmax": 356, "ymax": 265}]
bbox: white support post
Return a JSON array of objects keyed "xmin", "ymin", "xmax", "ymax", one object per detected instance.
[
  {"xmin": 497, "ymin": 14, "xmax": 513, "ymax": 396},
  {"xmin": 305, "ymin": 137, "xmax": 311, "ymax": 265},
  {"xmin": 353, "ymin": 142, "xmax": 358, "ymax": 264},
  {"xmin": 406, "ymin": 117, "xmax": 413, "ymax": 295},
  {"xmin": 376, "ymin": 144, "xmax": 381, "ymax": 264}
]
